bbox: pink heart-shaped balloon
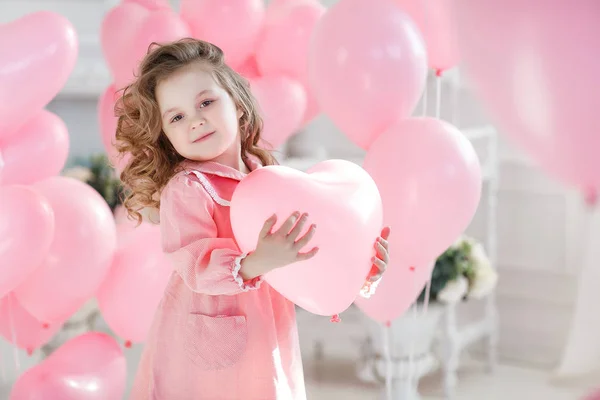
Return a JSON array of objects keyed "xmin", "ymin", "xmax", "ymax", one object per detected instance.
[
  {"xmin": 0, "ymin": 110, "xmax": 70, "ymax": 185},
  {"xmin": 101, "ymin": 5, "xmax": 189, "ymax": 89},
  {"xmin": 9, "ymin": 332, "xmax": 127, "ymax": 400},
  {"xmin": 0, "ymin": 294, "xmax": 63, "ymax": 355},
  {"xmin": 0, "ymin": 11, "xmax": 78, "ymax": 138},
  {"xmin": 101, "ymin": 3, "xmax": 150, "ymax": 86},
  {"xmin": 230, "ymin": 159, "xmax": 383, "ymax": 316},
  {"xmin": 0, "ymin": 186, "xmax": 54, "ymax": 298}
]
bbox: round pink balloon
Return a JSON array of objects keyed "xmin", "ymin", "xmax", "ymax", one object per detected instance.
[
  {"xmin": 230, "ymin": 160, "xmax": 383, "ymax": 316},
  {"xmin": 357, "ymin": 118, "xmax": 481, "ymax": 322},
  {"xmin": 256, "ymin": 0, "xmax": 325, "ymax": 86},
  {"xmin": 0, "ymin": 11, "xmax": 78, "ymax": 138},
  {"xmin": 14, "ymin": 177, "xmax": 117, "ymax": 324},
  {"xmin": 10, "ymin": 332, "xmax": 127, "ymax": 400},
  {"xmin": 250, "ymin": 76, "xmax": 307, "ymax": 148},
  {"xmin": 454, "ymin": 0, "xmax": 600, "ymax": 191},
  {"xmin": 308, "ymin": 0, "xmax": 427, "ymax": 150},
  {"xmin": 180, "ymin": 0, "xmax": 265, "ymax": 69},
  {"xmin": 0, "ymin": 294, "xmax": 63, "ymax": 354},
  {"xmin": 0, "ymin": 110, "xmax": 69, "ymax": 185},
  {"xmin": 236, "ymin": 55, "xmax": 261, "ymax": 80},
  {"xmin": 364, "ymin": 118, "xmax": 481, "ymax": 282},
  {"xmin": 97, "ymin": 224, "xmax": 172, "ymax": 344},
  {"xmin": 0, "ymin": 186, "xmax": 54, "ymax": 298},
  {"xmin": 394, "ymin": 0, "xmax": 460, "ymax": 73},
  {"xmin": 354, "ymin": 260, "xmax": 435, "ymax": 323}
]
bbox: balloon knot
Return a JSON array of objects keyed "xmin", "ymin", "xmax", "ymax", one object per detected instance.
[
  {"xmin": 435, "ymin": 69, "xmax": 443, "ymax": 77},
  {"xmin": 42, "ymin": 323, "xmax": 49, "ymax": 329},
  {"xmin": 124, "ymin": 340, "xmax": 132, "ymax": 348},
  {"xmin": 385, "ymin": 321, "xmax": 392, "ymax": 328},
  {"xmin": 409, "ymin": 266, "xmax": 416, "ymax": 272},
  {"xmin": 27, "ymin": 348, "xmax": 33, "ymax": 356},
  {"xmin": 330, "ymin": 314, "xmax": 341, "ymax": 323},
  {"xmin": 584, "ymin": 187, "xmax": 598, "ymax": 207}
]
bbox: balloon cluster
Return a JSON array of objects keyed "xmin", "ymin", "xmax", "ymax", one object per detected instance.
[
  {"xmin": 98, "ymin": 0, "xmax": 327, "ymax": 166},
  {"xmin": 228, "ymin": 0, "xmax": 480, "ymax": 322}
]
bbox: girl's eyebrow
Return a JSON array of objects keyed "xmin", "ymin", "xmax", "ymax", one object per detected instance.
[{"xmin": 162, "ymin": 89, "xmax": 214, "ymax": 119}]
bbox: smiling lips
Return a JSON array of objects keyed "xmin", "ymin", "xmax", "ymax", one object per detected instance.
[{"xmin": 193, "ymin": 131, "xmax": 215, "ymax": 143}]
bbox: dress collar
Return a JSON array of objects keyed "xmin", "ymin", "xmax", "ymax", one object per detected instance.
[{"xmin": 179, "ymin": 157, "xmax": 262, "ymax": 181}]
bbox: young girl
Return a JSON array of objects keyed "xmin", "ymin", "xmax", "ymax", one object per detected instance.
[{"xmin": 115, "ymin": 38, "xmax": 391, "ymax": 400}]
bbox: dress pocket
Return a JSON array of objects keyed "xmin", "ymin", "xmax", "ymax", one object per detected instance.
[{"xmin": 184, "ymin": 313, "xmax": 248, "ymax": 371}]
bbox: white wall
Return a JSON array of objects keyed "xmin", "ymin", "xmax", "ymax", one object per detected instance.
[{"xmin": 1, "ymin": 0, "xmax": 583, "ymax": 370}]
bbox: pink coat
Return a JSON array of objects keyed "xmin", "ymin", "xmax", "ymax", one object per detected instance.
[
  {"xmin": 129, "ymin": 159, "xmax": 377, "ymax": 400},
  {"xmin": 129, "ymin": 158, "xmax": 305, "ymax": 400}
]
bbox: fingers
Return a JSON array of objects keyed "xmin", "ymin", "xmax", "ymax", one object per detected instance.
[
  {"xmin": 375, "ymin": 241, "xmax": 389, "ymax": 263},
  {"xmin": 296, "ymin": 247, "xmax": 319, "ymax": 261},
  {"xmin": 259, "ymin": 214, "xmax": 277, "ymax": 238},
  {"xmin": 380, "ymin": 226, "xmax": 391, "ymax": 241},
  {"xmin": 293, "ymin": 223, "xmax": 317, "ymax": 250},
  {"xmin": 274, "ymin": 211, "xmax": 301, "ymax": 237},
  {"xmin": 287, "ymin": 213, "xmax": 309, "ymax": 241},
  {"xmin": 370, "ymin": 257, "xmax": 387, "ymax": 281}
]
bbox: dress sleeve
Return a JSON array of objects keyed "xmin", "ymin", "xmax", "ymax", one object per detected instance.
[{"xmin": 159, "ymin": 174, "xmax": 263, "ymax": 295}]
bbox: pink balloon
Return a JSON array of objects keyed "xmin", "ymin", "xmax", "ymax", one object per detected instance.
[
  {"xmin": 355, "ymin": 260, "xmax": 434, "ymax": 323},
  {"xmin": 454, "ymin": 0, "xmax": 600, "ymax": 191},
  {"xmin": 0, "ymin": 294, "xmax": 63, "ymax": 354},
  {"xmin": 10, "ymin": 332, "xmax": 127, "ymax": 400},
  {"xmin": 14, "ymin": 177, "xmax": 117, "ymax": 324},
  {"xmin": 585, "ymin": 389, "xmax": 600, "ymax": 400},
  {"xmin": 230, "ymin": 160, "xmax": 383, "ymax": 316},
  {"xmin": 180, "ymin": 0, "xmax": 265, "ymax": 69},
  {"xmin": 364, "ymin": 117, "xmax": 481, "ymax": 267},
  {"xmin": 101, "ymin": 3, "xmax": 150, "ymax": 86},
  {"xmin": 97, "ymin": 85, "xmax": 130, "ymax": 174},
  {"xmin": 122, "ymin": 0, "xmax": 171, "ymax": 10},
  {"xmin": 0, "ymin": 110, "xmax": 69, "ymax": 185},
  {"xmin": 0, "ymin": 11, "xmax": 78, "ymax": 138},
  {"xmin": 250, "ymin": 76, "xmax": 307, "ymax": 148},
  {"xmin": 236, "ymin": 55, "xmax": 261, "ymax": 80},
  {"xmin": 394, "ymin": 0, "xmax": 460, "ymax": 73},
  {"xmin": 356, "ymin": 118, "xmax": 481, "ymax": 322},
  {"xmin": 256, "ymin": 0, "xmax": 325, "ymax": 86},
  {"xmin": 0, "ymin": 186, "xmax": 54, "ymax": 299},
  {"xmin": 308, "ymin": 0, "xmax": 427, "ymax": 150},
  {"xmin": 124, "ymin": 10, "xmax": 190, "ymax": 87},
  {"xmin": 97, "ymin": 224, "xmax": 172, "ymax": 344},
  {"xmin": 101, "ymin": 6, "xmax": 189, "ymax": 89}
]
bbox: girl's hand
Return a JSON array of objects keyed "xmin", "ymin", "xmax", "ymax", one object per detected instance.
[
  {"xmin": 239, "ymin": 211, "xmax": 318, "ymax": 279},
  {"xmin": 368, "ymin": 227, "xmax": 391, "ymax": 282}
]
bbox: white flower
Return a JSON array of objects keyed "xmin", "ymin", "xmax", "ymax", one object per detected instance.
[
  {"xmin": 437, "ymin": 276, "xmax": 469, "ymax": 304},
  {"xmin": 468, "ymin": 262, "xmax": 498, "ymax": 299},
  {"xmin": 470, "ymin": 243, "xmax": 490, "ymax": 267},
  {"xmin": 62, "ymin": 166, "xmax": 93, "ymax": 182}
]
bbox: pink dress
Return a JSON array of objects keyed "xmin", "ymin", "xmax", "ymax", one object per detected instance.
[{"xmin": 129, "ymin": 159, "xmax": 306, "ymax": 400}]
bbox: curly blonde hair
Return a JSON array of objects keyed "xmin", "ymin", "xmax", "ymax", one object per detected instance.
[{"xmin": 115, "ymin": 38, "xmax": 277, "ymax": 224}]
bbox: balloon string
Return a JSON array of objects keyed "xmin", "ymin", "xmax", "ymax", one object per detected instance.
[
  {"xmin": 406, "ymin": 269, "xmax": 418, "ymax": 396},
  {"xmin": 8, "ymin": 296, "xmax": 20, "ymax": 373},
  {"xmin": 435, "ymin": 74, "xmax": 442, "ymax": 119},
  {"xmin": 382, "ymin": 323, "xmax": 392, "ymax": 400},
  {"xmin": 451, "ymin": 70, "xmax": 461, "ymax": 127}
]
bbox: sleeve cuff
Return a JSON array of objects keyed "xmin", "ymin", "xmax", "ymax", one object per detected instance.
[
  {"xmin": 359, "ymin": 276, "xmax": 382, "ymax": 299},
  {"xmin": 232, "ymin": 253, "xmax": 264, "ymax": 291}
]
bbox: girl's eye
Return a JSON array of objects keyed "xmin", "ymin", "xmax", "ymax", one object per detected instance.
[
  {"xmin": 199, "ymin": 100, "xmax": 213, "ymax": 108},
  {"xmin": 170, "ymin": 115, "xmax": 183, "ymax": 123}
]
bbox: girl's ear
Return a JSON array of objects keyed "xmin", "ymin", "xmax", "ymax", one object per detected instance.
[{"xmin": 237, "ymin": 108, "xmax": 244, "ymax": 119}]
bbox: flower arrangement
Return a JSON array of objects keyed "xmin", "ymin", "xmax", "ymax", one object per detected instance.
[
  {"xmin": 418, "ymin": 235, "xmax": 498, "ymax": 304},
  {"xmin": 62, "ymin": 154, "xmax": 124, "ymax": 212}
]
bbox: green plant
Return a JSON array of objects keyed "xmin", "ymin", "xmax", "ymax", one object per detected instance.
[
  {"xmin": 417, "ymin": 237, "xmax": 480, "ymax": 303},
  {"xmin": 62, "ymin": 154, "xmax": 124, "ymax": 212}
]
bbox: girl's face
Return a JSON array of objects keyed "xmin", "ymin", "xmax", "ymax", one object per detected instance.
[{"xmin": 156, "ymin": 62, "xmax": 243, "ymax": 163}]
